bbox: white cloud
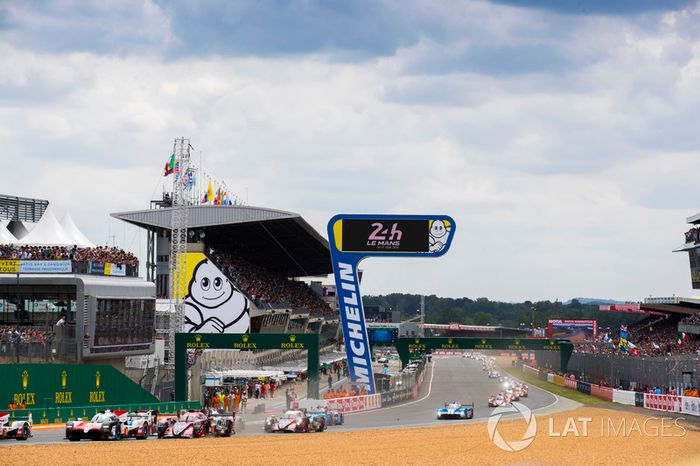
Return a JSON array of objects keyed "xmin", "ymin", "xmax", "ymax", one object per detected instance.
[{"xmin": 1, "ymin": 0, "xmax": 699, "ymax": 301}]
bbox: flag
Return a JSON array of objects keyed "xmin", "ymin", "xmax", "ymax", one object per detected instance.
[
  {"xmin": 163, "ymin": 153, "xmax": 176, "ymax": 176},
  {"xmin": 652, "ymin": 342, "xmax": 660, "ymax": 350},
  {"xmin": 201, "ymin": 193, "xmax": 207, "ymax": 204},
  {"xmin": 678, "ymin": 332, "xmax": 687, "ymax": 346},
  {"xmin": 207, "ymin": 181, "xmax": 214, "ymax": 203},
  {"xmin": 631, "ymin": 348, "xmax": 640, "ymax": 357}
]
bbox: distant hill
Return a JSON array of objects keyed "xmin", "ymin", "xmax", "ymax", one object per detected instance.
[{"xmin": 564, "ymin": 297, "xmax": 629, "ymax": 306}]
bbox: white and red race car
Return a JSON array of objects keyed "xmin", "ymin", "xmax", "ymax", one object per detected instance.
[
  {"xmin": 117, "ymin": 410, "xmax": 158, "ymax": 439},
  {"xmin": 488, "ymin": 393, "xmax": 512, "ymax": 408},
  {"xmin": 0, "ymin": 412, "xmax": 32, "ymax": 441},
  {"xmin": 516, "ymin": 383, "xmax": 529, "ymax": 397},
  {"xmin": 65, "ymin": 411, "xmax": 122, "ymax": 441},
  {"xmin": 264, "ymin": 410, "xmax": 324, "ymax": 433},
  {"xmin": 157, "ymin": 410, "xmax": 234, "ymax": 439}
]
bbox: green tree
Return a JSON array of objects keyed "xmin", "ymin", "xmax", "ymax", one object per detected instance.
[{"xmin": 473, "ymin": 311, "xmax": 494, "ymax": 325}]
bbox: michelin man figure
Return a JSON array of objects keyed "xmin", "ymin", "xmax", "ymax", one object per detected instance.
[
  {"xmin": 183, "ymin": 259, "xmax": 250, "ymax": 333},
  {"xmin": 429, "ymin": 219, "xmax": 451, "ymax": 253}
]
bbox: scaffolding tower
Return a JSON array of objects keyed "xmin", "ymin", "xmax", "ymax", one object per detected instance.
[{"xmin": 168, "ymin": 137, "xmax": 191, "ymax": 364}]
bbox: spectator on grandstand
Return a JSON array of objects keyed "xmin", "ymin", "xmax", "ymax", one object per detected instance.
[
  {"xmin": 210, "ymin": 250, "xmax": 333, "ymax": 315},
  {"xmin": 0, "ymin": 245, "xmax": 138, "ymax": 266},
  {"xmin": 55, "ymin": 314, "xmax": 66, "ymax": 327}
]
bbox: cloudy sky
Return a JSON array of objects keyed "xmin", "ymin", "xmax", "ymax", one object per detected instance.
[{"xmin": 2, "ymin": 0, "xmax": 700, "ymax": 302}]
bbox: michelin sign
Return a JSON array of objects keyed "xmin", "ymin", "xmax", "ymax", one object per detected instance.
[
  {"xmin": 174, "ymin": 253, "xmax": 250, "ymax": 334},
  {"xmin": 327, "ymin": 215, "xmax": 456, "ymax": 394}
]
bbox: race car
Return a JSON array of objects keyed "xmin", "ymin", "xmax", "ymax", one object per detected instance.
[
  {"xmin": 488, "ymin": 371, "xmax": 500, "ymax": 379},
  {"xmin": 516, "ymin": 383, "xmax": 529, "ymax": 397},
  {"xmin": 157, "ymin": 410, "xmax": 211, "ymax": 439},
  {"xmin": 118, "ymin": 410, "xmax": 158, "ymax": 439},
  {"xmin": 65, "ymin": 411, "xmax": 122, "ymax": 441},
  {"xmin": 436, "ymin": 402, "xmax": 474, "ymax": 420},
  {"xmin": 307, "ymin": 407, "xmax": 343, "ymax": 426},
  {"xmin": 0, "ymin": 412, "xmax": 32, "ymax": 441},
  {"xmin": 505, "ymin": 388, "xmax": 520, "ymax": 401},
  {"xmin": 264, "ymin": 410, "xmax": 325, "ymax": 433},
  {"xmin": 209, "ymin": 410, "xmax": 235, "ymax": 437},
  {"xmin": 488, "ymin": 393, "xmax": 511, "ymax": 408}
]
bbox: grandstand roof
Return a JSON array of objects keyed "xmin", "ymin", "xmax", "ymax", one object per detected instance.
[
  {"xmin": 0, "ymin": 193, "xmax": 48, "ymax": 222},
  {"xmin": 111, "ymin": 205, "xmax": 332, "ymax": 277}
]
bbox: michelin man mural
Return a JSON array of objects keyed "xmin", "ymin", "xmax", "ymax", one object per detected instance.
[
  {"xmin": 183, "ymin": 259, "xmax": 250, "ymax": 333},
  {"xmin": 429, "ymin": 219, "xmax": 451, "ymax": 253}
]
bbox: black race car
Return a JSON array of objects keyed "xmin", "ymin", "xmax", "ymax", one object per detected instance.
[{"xmin": 66, "ymin": 411, "xmax": 122, "ymax": 441}]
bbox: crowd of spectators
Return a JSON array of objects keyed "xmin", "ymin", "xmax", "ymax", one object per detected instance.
[
  {"xmin": 0, "ymin": 245, "xmax": 138, "ymax": 266},
  {"xmin": 681, "ymin": 313, "xmax": 700, "ymax": 326},
  {"xmin": 0, "ymin": 326, "xmax": 51, "ymax": 347},
  {"xmin": 685, "ymin": 228, "xmax": 700, "ymax": 244},
  {"xmin": 573, "ymin": 314, "xmax": 700, "ymax": 357},
  {"xmin": 211, "ymin": 250, "xmax": 333, "ymax": 315}
]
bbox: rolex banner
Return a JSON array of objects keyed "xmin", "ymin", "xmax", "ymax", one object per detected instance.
[{"xmin": 0, "ymin": 364, "xmax": 157, "ymax": 409}]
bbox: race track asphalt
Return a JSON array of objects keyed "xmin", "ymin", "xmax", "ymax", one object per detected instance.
[{"xmin": 4, "ymin": 356, "xmax": 558, "ymax": 445}]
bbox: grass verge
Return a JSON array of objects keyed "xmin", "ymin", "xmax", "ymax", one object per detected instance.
[{"xmin": 502, "ymin": 366, "xmax": 615, "ymax": 406}]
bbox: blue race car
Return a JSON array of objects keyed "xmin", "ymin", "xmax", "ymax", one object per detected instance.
[{"xmin": 436, "ymin": 402, "xmax": 474, "ymax": 420}]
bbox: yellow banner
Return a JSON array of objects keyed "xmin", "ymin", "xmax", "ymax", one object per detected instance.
[
  {"xmin": 0, "ymin": 260, "xmax": 20, "ymax": 274},
  {"xmin": 171, "ymin": 252, "xmax": 207, "ymax": 300}
]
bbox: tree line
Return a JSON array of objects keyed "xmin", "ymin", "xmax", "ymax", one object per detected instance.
[{"xmin": 362, "ymin": 294, "xmax": 639, "ymax": 332}]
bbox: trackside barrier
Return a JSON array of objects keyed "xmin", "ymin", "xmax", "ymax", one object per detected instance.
[
  {"xmin": 612, "ymin": 389, "xmax": 636, "ymax": 406},
  {"xmin": 547, "ymin": 373, "xmax": 555, "ymax": 383},
  {"xmin": 576, "ymin": 381, "xmax": 591, "ymax": 395},
  {"xmin": 591, "ymin": 385, "xmax": 613, "ymax": 401},
  {"xmin": 682, "ymin": 396, "xmax": 700, "ymax": 416},
  {"xmin": 564, "ymin": 378, "xmax": 577, "ymax": 389},
  {"xmin": 553, "ymin": 375, "xmax": 565, "ymax": 386},
  {"xmin": 522, "ymin": 365, "xmax": 540, "ymax": 378},
  {"xmin": 635, "ymin": 392, "xmax": 645, "ymax": 407},
  {"xmin": 7, "ymin": 400, "xmax": 202, "ymax": 424},
  {"xmin": 538, "ymin": 371, "xmax": 548, "ymax": 381},
  {"xmin": 326, "ymin": 394, "xmax": 382, "ymax": 413},
  {"xmin": 644, "ymin": 394, "xmax": 682, "ymax": 413}
]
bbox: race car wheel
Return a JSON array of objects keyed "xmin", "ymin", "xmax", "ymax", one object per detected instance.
[
  {"xmin": 68, "ymin": 436, "xmax": 81, "ymax": 442},
  {"xmin": 111, "ymin": 424, "xmax": 121, "ymax": 440},
  {"xmin": 316, "ymin": 423, "xmax": 325, "ymax": 433},
  {"xmin": 139, "ymin": 423, "xmax": 148, "ymax": 439},
  {"xmin": 17, "ymin": 425, "xmax": 30, "ymax": 441}
]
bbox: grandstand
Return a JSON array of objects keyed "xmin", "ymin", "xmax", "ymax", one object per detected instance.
[
  {"xmin": 0, "ymin": 194, "xmax": 155, "ymax": 372},
  {"xmin": 112, "ymin": 202, "xmax": 341, "ymax": 362}
]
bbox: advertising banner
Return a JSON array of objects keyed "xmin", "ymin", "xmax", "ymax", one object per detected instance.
[
  {"xmin": 0, "ymin": 260, "xmax": 20, "ymax": 273},
  {"xmin": 591, "ymin": 384, "xmax": 613, "ymax": 401},
  {"xmin": 104, "ymin": 263, "xmax": 126, "ymax": 276},
  {"xmin": 577, "ymin": 381, "xmax": 591, "ymax": 395},
  {"xmin": 613, "ymin": 389, "xmax": 636, "ymax": 406},
  {"xmin": 565, "ymin": 377, "xmax": 578, "ymax": 389},
  {"xmin": 553, "ymin": 375, "xmax": 565, "ymax": 386},
  {"xmin": 89, "ymin": 262, "xmax": 105, "ymax": 274},
  {"xmin": 682, "ymin": 396, "xmax": 700, "ymax": 417},
  {"xmin": 547, "ymin": 319, "xmax": 598, "ymax": 341},
  {"xmin": 547, "ymin": 373, "xmax": 555, "ymax": 383},
  {"xmin": 635, "ymin": 392, "xmax": 645, "ymax": 407},
  {"xmin": 644, "ymin": 394, "xmax": 682, "ymax": 412},
  {"xmin": 328, "ymin": 214, "xmax": 455, "ymax": 394},
  {"xmin": 0, "ymin": 260, "xmax": 72, "ymax": 274},
  {"xmin": 523, "ymin": 365, "xmax": 540, "ymax": 377},
  {"xmin": 326, "ymin": 394, "xmax": 382, "ymax": 413}
]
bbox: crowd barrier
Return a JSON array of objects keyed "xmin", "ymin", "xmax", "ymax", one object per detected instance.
[
  {"xmin": 327, "ymin": 394, "xmax": 381, "ymax": 413},
  {"xmin": 520, "ymin": 364, "xmax": 700, "ymax": 417},
  {"xmin": 7, "ymin": 400, "xmax": 201, "ymax": 424},
  {"xmin": 591, "ymin": 384, "xmax": 613, "ymax": 401},
  {"xmin": 612, "ymin": 389, "xmax": 636, "ymax": 405},
  {"xmin": 644, "ymin": 394, "xmax": 682, "ymax": 412}
]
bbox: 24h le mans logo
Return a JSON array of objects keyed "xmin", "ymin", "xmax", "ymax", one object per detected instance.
[{"xmin": 487, "ymin": 401, "xmax": 537, "ymax": 452}]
